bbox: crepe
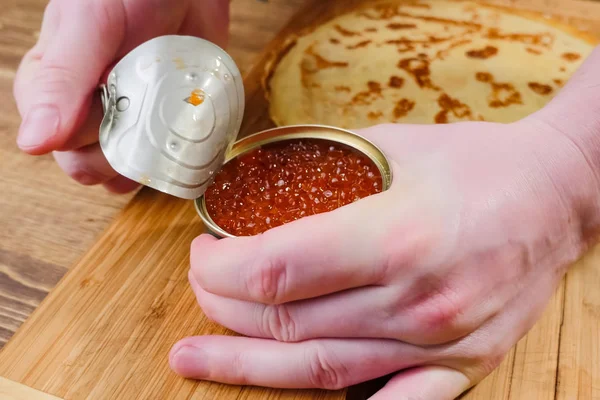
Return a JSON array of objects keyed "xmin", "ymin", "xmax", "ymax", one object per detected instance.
[{"xmin": 265, "ymin": 0, "xmax": 597, "ymax": 128}]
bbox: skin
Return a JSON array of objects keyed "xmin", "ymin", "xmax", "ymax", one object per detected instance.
[{"xmin": 14, "ymin": 0, "xmax": 600, "ymax": 398}]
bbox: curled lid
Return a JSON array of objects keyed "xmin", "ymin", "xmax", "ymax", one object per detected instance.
[{"xmin": 99, "ymin": 35, "xmax": 245, "ymax": 200}]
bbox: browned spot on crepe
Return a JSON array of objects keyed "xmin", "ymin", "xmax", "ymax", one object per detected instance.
[
  {"xmin": 435, "ymin": 93, "xmax": 473, "ymax": 123},
  {"xmin": 409, "ymin": 2, "xmax": 432, "ymax": 8},
  {"xmin": 562, "ymin": 52, "xmax": 581, "ymax": 61},
  {"xmin": 401, "ymin": 11, "xmax": 482, "ymax": 28},
  {"xmin": 389, "ymin": 76, "xmax": 405, "ymax": 88},
  {"xmin": 334, "ymin": 24, "xmax": 361, "ymax": 37},
  {"xmin": 553, "ymin": 79, "xmax": 563, "ymax": 86},
  {"xmin": 330, "ymin": 38, "xmax": 340, "ymax": 45},
  {"xmin": 387, "ymin": 23, "xmax": 417, "ymax": 30},
  {"xmin": 387, "ymin": 35, "xmax": 453, "ymax": 50},
  {"xmin": 466, "ymin": 45, "xmax": 498, "ymax": 59},
  {"xmin": 393, "ymin": 98, "xmax": 416, "ymax": 119},
  {"xmin": 368, "ymin": 111, "xmax": 383, "ymax": 119},
  {"xmin": 387, "ymin": 39, "xmax": 417, "ymax": 53},
  {"xmin": 335, "ymin": 85, "xmax": 351, "ymax": 92},
  {"xmin": 476, "ymin": 72, "xmax": 493, "ymax": 83},
  {"xmin": 436, "ymin": 38, "xmax": 472, "ymax": 60},
  {"xmin": 352, "ymin": 81, "xmax": 383, "ymax": 105},
  {"xmin": 485, "ymin": 28, "xmax": 553, "ymax": 47},
  {"xmin": 365, "ymin": 27, "xmax": 378, "ymax": 32},
  {"xmin": 305, "ymin": 46, "xmax": 349, "ymax": 69},
  {"xmin": 347, "ymin": 40, "xmax": 372, "ymax": 49},
  {"xmin": 399, "ymin": 57, "xmax": 440, "ymax": 90},
  {"xmin": 360, "ymin": 4, "xmax": 481, "ymax": 28},
  {"xmin": 300, "ymin": 45, "xmax": 349, "ymax": 88},
  {"xmin": 397, "ymin": 43, "xmax": 416, "ymax": 53},
  {"xmin": 359, "ymin": 4, "xmax": 400, "ymax": 19},
  {"xmin": 476, "ymin": 72, "xmax": 522, "ymax": 107},
  {"xmin": 528, "ymin": 82, "xmax": 553, "ymax": 95},
  {"xmin": 526, "ymin": 47, "xmax": 542, "ymax": 55}
]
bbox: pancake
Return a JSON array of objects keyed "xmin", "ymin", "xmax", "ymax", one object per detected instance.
[{"xmin": 265, "ymin": 0, "xmax": 597, "ymax": 128}]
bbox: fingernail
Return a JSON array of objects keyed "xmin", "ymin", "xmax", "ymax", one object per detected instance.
[
  {"xmin": 171, "ymin": 346, "xmax": 208, "ymax": 378},
  {"xmin": 17, "ymin": 105, "xmax": 60, "ymax": 149}
]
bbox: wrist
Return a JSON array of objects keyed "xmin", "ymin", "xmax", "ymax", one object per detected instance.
[{"xmin": 523, "ymin": 47, "xmax": 600, "ymax": 249}]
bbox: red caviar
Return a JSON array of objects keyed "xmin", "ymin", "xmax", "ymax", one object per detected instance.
[{"xmin": 204, "ymin": 139, "xmax": 383, "ymax": 236}]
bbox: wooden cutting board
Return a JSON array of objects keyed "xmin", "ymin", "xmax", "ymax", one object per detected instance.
[{"xmin": 1, "ymin": 0, "xmax": 599, "ymax": 399}]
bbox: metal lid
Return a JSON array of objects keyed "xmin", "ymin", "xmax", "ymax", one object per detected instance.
[{"xmin": 99, "ymin": 35, "xmax": 245, "ymax": 200}]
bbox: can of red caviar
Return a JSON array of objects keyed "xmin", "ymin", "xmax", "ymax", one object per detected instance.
[
  {"xmin": 99, "ymin": 35, "xmax": 245, "ymax": 200},
  {"xmin": 194, "ymin": 125, "xmax": 393, "ymax": 238},
  {"xmin": 97, "ymin": 36, "xmax": 392, "ymax": 237}
]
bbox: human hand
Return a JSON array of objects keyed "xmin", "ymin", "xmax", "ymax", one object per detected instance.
[
  {"xmin": 14, "ymin": 0, "xmax": 229, "ymax": 193},
  {"xmin": 168, "ymin": 108, "xmax": 600, "ymax": 397}
]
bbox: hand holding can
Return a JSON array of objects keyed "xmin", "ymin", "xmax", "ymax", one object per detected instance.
[{"xmin": 170, "ymin": 48, "xmax": 600, "ymax": 399}]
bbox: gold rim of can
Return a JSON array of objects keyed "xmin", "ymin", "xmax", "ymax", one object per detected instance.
[{"xmin": 194, "ymin": 124, "xmax": 393, "ymax": 238}]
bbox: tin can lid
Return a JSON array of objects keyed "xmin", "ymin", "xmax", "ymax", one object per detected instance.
[{"xmin": 99, "ymin": 35, "xmax": 245, "ymax": 200}]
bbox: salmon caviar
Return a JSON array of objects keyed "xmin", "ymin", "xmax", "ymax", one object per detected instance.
[
  {"xmin": 187, "ymin": 89, "xmax": 205, "ymax": 106},
  {"xmin": 204, "ymin": 139, "xmax": 383, "ymax": 236}
]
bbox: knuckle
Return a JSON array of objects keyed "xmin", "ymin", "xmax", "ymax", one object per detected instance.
[
  {"xmin": 261, "ymin": 304, "xmax": 299, "ymax": 342},
  {"xmin": 470, "ymin": 339, "xmax": 509, "ymax": 375},
  {"xmin": 477, "ymin": 351, "xmax": 507, "ymax": 376},
  {"xmin": 33, "ymin": 64, "xmax": 81, "ymax": 96},
  {"xmin": 451, "ymin": 334, "xmax": 510, "ymax": 381},
  {"xmin": 247, "ymin": 254, "xmax": 288, "ymax": 304},
  {"xmin": 231, "ymin": 351, "xmax": 250, "ymax": 385},
  {"xmin": 306, "ymin": 345, "xmax": 349, "ymax": 390},
  {"xmin": 413, "ymin": 286, "xmax": 467, "ymax": 343},
  {"xmin": 421, "ymin": 298, "xmax": 460, "ymax": 331}
]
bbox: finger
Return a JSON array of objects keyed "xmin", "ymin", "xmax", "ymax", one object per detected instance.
[
  {"xmin": 191, "ymin": 271, "xmax": 493, "ymax": 345},
  {"xmin": 12, "ymin": 1, "xmax": 60, "ymax": 116},
  {"xmin": 53, "ymin": 143, "xmax": 120, "ymax": 186},
  {"xmin": 58, "ymin": 94, "xmax": 105, "ymax": 151},
  {"xmin": 191, "ymin": 191, "xmax": 393, "ymax": 305},
  {"xmin": 190, "ymin": 271, "xmax": 384, "ymax": 343},
  {"xmin": 169, "ymin": 335, "xmax": 430, "ymax": 390},
  {"xmin": 370, "ymin": 366, "xmax": 470, "ymax": 400},
  {"xmin": 179, "ymin": 0, "xmax": 230, "ymax": 49},
  {"xmin": 15, "ymin": 0, "xmax": 125, "ymax": 154},
  {"xmin": 102, "ymin": 175, "xmax": 140, "ymax": 194}
]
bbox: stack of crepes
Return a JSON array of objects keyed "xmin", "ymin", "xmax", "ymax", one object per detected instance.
[{"xmin": 265, "ymin": 0, "xmax": 597, "ymax": 128}]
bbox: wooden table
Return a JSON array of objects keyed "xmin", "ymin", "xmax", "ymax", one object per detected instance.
[{"xmin": 0, "ymin": 0, "xmax": 599, "ymax": 399}]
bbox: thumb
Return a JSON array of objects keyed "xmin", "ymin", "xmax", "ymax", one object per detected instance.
[
  {"xmin": 369, "ymin": 366, "xmax": 471, "ymax": 400},
  {"xmin": 14, "ymin": 0, "xmax": 125, "ymax": 155}
]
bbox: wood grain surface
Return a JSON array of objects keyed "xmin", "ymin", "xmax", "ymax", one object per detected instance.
[
  {"xmin": 0, "ymin": 377, "xmax": 62, "ymax": 400},
  {"xmin": 0, "ymin": 0, "xmax": 599, "ymax": 399}
]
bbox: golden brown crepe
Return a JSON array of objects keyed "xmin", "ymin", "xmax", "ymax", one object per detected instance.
[{"xmin": 265, "ymin": 0, "xmax": 597, "ymax": 128}]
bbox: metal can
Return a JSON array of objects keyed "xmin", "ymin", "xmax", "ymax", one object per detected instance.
[
  {"xmin": 99, "ymin": 35, "xmax": 244, "ymax": 200},
  {"xmin": 194, "ymin": 125, "xmax": 393, "ymax": 238}
]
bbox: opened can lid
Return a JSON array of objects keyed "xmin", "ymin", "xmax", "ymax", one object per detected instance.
[{"xmin": 99, "ymin": 35, "xmax": 245, "ymax": 200}]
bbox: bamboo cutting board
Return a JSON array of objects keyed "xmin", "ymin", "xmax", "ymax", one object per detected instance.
[{"xmin": 1, "ymin": 0, "xmax": 600, "ymax": 399}]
